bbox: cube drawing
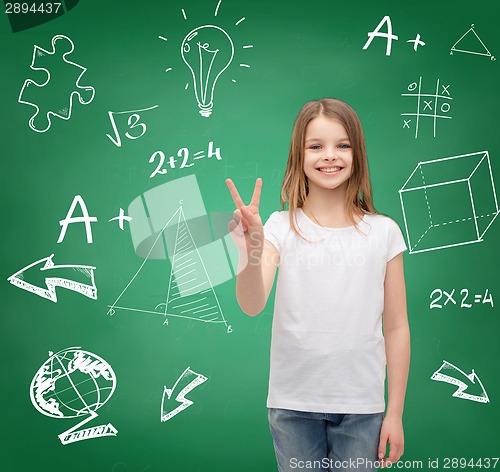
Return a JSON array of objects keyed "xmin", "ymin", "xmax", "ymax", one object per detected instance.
[{"xmin": 399, "ymin": 151, "xmax": 499, "ymax": 253}]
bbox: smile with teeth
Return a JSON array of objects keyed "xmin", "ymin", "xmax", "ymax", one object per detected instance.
[{"xmin": 317, "ymin": 166, "xmax": 342, "ymax": 174}]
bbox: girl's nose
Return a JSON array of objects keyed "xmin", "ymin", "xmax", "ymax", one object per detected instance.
[{"xmin": 324, "ymin": 147, "xmax": 337, "ymax": 160}]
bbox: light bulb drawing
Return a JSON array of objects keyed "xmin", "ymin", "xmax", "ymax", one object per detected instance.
[
  {"xmin": 160, "ymin": 2, "xmax": 252, "ymax": 115},
  {"xmin": 181, "ymin": 25, "xmax": 234, "ymax": 117}
]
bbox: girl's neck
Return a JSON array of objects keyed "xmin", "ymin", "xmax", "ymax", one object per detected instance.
[{"xmin": 302, "ymin": 185, "xmax": 361, "ymax": 228}]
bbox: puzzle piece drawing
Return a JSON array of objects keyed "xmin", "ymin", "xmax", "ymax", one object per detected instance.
[{"xmin": 18, "ymin": 35, "xmax": 95, "ymax": 133}]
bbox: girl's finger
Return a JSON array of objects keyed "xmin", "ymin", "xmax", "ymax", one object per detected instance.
[
  {"xmin": 240, "ymin": 205, "xmax": 254, "ymax": 226},
  {"xmin": 228, "ymin": 218, "xmax": 244, "ymax": 236},
  {"xmin": 250, "ymin": 178, "xmax": 263, "ymax": 208},
  {"xmin": 240, "ymin": 206, "xmax": 260, "ymax": 231},
  {"xmin": 232, "ymin": 209, "xmax": 248, "ymax": 232},
  {"xmin": 387, "ymin": 443, "xmax": 402, "ymax": 464},
  {"xmin": 378, "ymin": 435, "xmax": 388, "ymax": 463},
  {"xmin": 225, "ymin": 178, "xmax": 245, "ymax": 209},
  {"xmin": 232, "ymin": 209, "xmax": 241, "ymax": 224}
]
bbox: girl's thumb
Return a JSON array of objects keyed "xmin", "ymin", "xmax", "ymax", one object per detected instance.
[{"xmin": 240, "ymin": 205, "xmax": 253, "ymax": 219}]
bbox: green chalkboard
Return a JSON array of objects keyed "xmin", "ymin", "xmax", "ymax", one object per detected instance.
[{"xmin": 2, "ymin": 0, "xmax": 500, "ymax": 471}]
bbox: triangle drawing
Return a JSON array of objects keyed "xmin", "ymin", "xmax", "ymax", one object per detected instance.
[
  {"xmin": 161, "ymin": 205, "xmax": 229, "ymax": 328},
  {"xmin": 107, "ymin": 203, "xmax": 231, "ymax": 333},
  {"xmin": 450, "ymin": 25, "xmax": 495, "ymax": 60}
]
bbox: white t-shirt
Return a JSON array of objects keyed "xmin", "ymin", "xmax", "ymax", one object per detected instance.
[{"xmin": 263, "ymin": 209, "xmax": 407, "ymax": 414}]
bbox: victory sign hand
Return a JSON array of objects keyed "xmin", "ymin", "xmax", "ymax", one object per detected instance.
[{"xmin": 225, "ymin": 178, "xmax": 264, "ymax": 259}]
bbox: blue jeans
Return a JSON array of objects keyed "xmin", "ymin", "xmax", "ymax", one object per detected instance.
[{"xmin": 268, "ymin": 408, "xmax": 384, "ymax": 472}]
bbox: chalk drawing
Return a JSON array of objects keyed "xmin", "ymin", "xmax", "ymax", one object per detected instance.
[
  {"xmin": 8, "ymin": 254, "xmax": 97, "ymax": 302},
  {"xmin": 406, "ymin": 33, "xmax": 425, "ymax": 51},
  {"xmin": 431, "ymin": 360, "xmax": 489, "ymax": 403},
  {"xmin": 106, "ymin": 105, "xmax": 159, "ymax": 147},
  {"xmin": 214, "ymin": 0, "xmax": 222, "ymax": 17},
  {"xmin": 362, "ymin": 15, "xmax": 399, "ymax": 56},
  {"xmin": 401, "ymin": 77, "xmax": 452, "ymax": 138},
  {"xmin": 451, "ymin": 24, "xmax": 495, "ymax": 60},
  {"xmin": 149, "ymin": 141, "xmax": 222, "ymax": 177},
  {"xmin": 161, "ymin": 367, "xmax": 208, "ymax": 422},
  {"xmin": 108, "ymin": 198, "xmax": 232, "ymax": 333},
  {"xmin": 181, "ymin": 25, "xmax": 234, "ymax": 117},
  {"xmin": 363, "ymin": 16, "xmax": 427, "ymax": 54},
  {"xmin": 399, "ymin": 151, "xmax": 499, "ymax": 253},
  {"xmin": 30, "ymin": 347, "xmax": 117, "ymax": 444},
  {"xmin": 130, "ymin": 175, "xmax": 237, "ymax": 269},
  {"xmin": 18, "ymin": 35, "xmax": 95, "ymax": 133},
  {"xmin": 57, "ymin": 195, "xmax": 98, "ymax": 244},
  {"xmin": 157, "ymin": 203, "xmax": 229, "ymax": 326},
  {"xmin": 429, "ymin": 288, "xmax": 494, "ymax": 310},
  {"xmin": 161, "ymin": 1, "xmax": 252, "ymax": 117},
  {"xmin": 108, "ymin": 208, "xmax": 132, "ymax": 230}
]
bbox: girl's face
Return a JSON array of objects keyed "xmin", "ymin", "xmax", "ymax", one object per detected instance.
[{"xmin": 303, "ymin": 115, "xmax": 353, "ymax": 194}]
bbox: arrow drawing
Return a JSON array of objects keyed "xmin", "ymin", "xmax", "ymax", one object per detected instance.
[
  {"xmin": 431, "ymin": 360, "xmax": 489, "ymax": 403},
  {"xmin": 8, "ymin": 254, "xmax": 97, "ymax": 302},
  {"xmin": 161, "ymin": 367, "xmax": 208, "ymax": 422}
]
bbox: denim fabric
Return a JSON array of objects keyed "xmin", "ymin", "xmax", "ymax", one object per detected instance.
[{"xmin": 268, "ymin": 408, "xmax": 384, "ymax": 472}]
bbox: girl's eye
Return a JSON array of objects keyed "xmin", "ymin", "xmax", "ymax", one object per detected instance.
[
  {"xmin": 338, "ymin": 143, "xmax": 351, "ymax": 149},
  {"xmin": 309, "ymin": 144, "xmax": 321, "ymax": 150}
]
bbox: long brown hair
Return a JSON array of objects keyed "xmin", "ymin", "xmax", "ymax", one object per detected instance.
[{"xmin": 280, "ymin": 98, "xmax": 377, "ymax": 238}]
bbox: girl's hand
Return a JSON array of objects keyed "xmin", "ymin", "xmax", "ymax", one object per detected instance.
[
  {"xmin": 225, "ymin": 178, "xmax": 264, "ymax": 260},
  {"xmin": 378, "ymin": 414, "xmax": 404, "ymax": 467}
]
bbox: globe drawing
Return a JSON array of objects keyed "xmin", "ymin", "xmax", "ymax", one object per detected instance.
[{"xmin": 30, "ymin": 347, "xmax": 116, "ymax": 419}]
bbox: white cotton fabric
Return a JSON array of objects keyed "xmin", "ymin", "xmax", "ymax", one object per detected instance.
[{"xmin": 263, "ymin": 209, "xmax": 407, "ymax": 414}]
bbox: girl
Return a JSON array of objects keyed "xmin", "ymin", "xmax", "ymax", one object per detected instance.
[{"xmin": 226, "ymin": 98, "xmax": 409, "ymax": 471}]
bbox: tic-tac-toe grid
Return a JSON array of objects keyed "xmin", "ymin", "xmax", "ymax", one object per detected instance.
[{"xmin": 401, "ymin": 76, "xmax": 453, "ymax": 138}]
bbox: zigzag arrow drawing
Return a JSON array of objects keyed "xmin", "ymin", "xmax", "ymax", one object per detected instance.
[
  {"xmin": 431, "ymin": 360, "xmax": 489, "ymax": 403},
  {"xmin": 8, "ymin": 254, "xmax": 97, "ymax": 302},
  {"xmin": 161, "ymin": 367, "xmax": 208, "ymax": 422}
]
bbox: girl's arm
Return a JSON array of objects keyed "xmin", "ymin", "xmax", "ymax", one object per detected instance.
[
  {"xmin": 236, "ymin": 239, "xmax": 279, "ymax": 316},
  {"xmin": 379, "ymin": 252, "xmax": 410, "ymax": 467},
  {"xmin": 226, "ymin": 178, "xmax": 280, "ymax": 316}
]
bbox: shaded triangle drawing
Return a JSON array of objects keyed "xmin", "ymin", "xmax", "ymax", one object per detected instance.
[
  {"xmin": 108, "ymin": 203, "xmax": 231, "ymax": 333},
  {"xmin": 161, "ymin": 206, "xmax": 229, "ymax": 327},
  {"xmin": 450, "ymin": 25, "xmax": 495, "ymax": 60}
]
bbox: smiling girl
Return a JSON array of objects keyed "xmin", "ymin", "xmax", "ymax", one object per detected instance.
[{"xmin": 226, "ymin": 98, "xmax": 410, "ymax": 471}]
